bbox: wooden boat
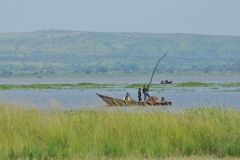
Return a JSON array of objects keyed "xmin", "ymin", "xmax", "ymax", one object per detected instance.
[
  {"xmin": 161, "ymin": 80, "xmax": 173, "ymax": 84},
  {"xmin": 96, "ymin": 93, "xmax": 172, "ymax": 106}
]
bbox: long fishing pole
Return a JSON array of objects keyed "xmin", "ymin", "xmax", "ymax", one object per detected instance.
[{"xmin": 147, "ymin": 51, "xmax": 168, "ymax": 88}]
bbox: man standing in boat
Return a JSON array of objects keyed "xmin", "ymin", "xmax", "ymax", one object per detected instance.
[
  {"xmin": 142, "ymin": 85, "xmax": 150, "ymax": 101},
  {"xmin": 138, "ymin": 87, "xmax": 142, "ymax": 102}
]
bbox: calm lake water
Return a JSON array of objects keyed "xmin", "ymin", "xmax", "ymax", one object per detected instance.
[
  {"xmin": 0, "ymin": 75, "xmax": 240, "ymax": 84},
  {"xmin": 0, "ymin": 76, "xmax": 240, "ymax": 111}
]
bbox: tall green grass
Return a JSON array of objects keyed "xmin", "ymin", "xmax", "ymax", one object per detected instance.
[{"xmin": 0, "ymin": 102, "xmax": 240, "ymax": 159}]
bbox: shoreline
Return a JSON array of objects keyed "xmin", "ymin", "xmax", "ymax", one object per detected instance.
[{"xmin": 0, "ymin": 82, "xmax": 240, "ymax": 90}]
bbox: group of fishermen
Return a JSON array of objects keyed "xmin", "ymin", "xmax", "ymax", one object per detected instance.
[
  {"xmin": 138, "ymin": 85, "xmax": 149, "ymax": 102},
  {"xmin": 124, "ymin": 85, "xmax": 166, "ymax": 102}
]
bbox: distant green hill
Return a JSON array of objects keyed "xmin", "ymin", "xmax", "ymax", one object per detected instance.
[{"xmin": 0, "ymin": 30, "xmax": 240, "ymax": 77}]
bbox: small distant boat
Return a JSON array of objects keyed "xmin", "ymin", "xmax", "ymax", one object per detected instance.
[
  {"xmin": 161, "ymin": 80, "xmax": 173, "ymax": 84},
  {"xmin": 96, "ymin": 93, "xmax": 172, "ymax": 106}
]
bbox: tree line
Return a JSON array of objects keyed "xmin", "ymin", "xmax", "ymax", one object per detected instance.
[{"xmin": 0, "ymin": 30, "xmax": 240, "ymax": 76}]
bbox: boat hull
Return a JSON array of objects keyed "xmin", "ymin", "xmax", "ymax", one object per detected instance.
[
  {"xmin": 96, "ymin": 93, "xmax": 172, "ymax": 106},
  {"xmin": 161, "ymin": 80, "xmax": 173, "ymax": 84}
]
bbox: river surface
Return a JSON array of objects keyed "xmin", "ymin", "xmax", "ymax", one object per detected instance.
[
  {"xmin": 0, "ymin": 75, "xmax": 240, "ymax": 84},
  {"xmin": 0, "ymin": 76, "xmax": 240, "ymax": 111}
]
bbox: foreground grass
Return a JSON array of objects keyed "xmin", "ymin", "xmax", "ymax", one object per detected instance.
[{"xmin": 0, "ymin": 102, "xmax": 240, "ymax": 159}]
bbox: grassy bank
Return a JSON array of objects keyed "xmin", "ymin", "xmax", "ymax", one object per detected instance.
[
  {"xmin": 0, "ymin": 82, "xmax": 158, "ymax": 90},
  {"xmin": 0, "ymin": 82, "xmax": 116, "ymax": 90},
  {"xmin": 175, "ymin": 82, "xmax": 240, "ymax": 87},
  {"xmin": 0, "ymin": 102, "xmax": 240, "ymax": 159},
  {"xmin": 175, "ymin": 82, "xmax": 215, "ymax": 87},
  {"xmin": 1, "ymin": 82, "xmax": 240, "ymax": 90}
]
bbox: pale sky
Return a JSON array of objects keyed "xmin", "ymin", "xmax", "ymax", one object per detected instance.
[{"xmin": 0, "ymin": 0, "xmax": 240, "ymax": 35}]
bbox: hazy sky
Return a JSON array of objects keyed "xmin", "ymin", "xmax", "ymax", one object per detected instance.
[{"xmin": 1, "ymin": 0, "xmax": 240, "ymax": 35}]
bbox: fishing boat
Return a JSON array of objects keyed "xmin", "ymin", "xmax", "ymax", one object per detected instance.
[
  {"xmin": 161, "ymin": 80, "xmax": 173, "ymax": 84},
  {"xmin": 96, "ymin": 93, "xmax": 172, "ymax": 106}
]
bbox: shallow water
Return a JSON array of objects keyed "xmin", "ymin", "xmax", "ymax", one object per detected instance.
[
  {"xmin": 0, "ymin": 76, "xmax": 239, "ymax": 111},
  {"xmin": 0, "ymin": 87, "xmax": 239, "ymax": 111},
  {"xmin": 0, "ymin": 75, "xmax": 239, "ymax": 84}
]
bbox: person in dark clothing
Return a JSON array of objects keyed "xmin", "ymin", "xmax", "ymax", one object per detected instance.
[
  {"xmin": 124, "ymin": 92, "xmax": 131, "ymax": 100},
  {"xmin": 142, "ymin": 85, "xmax": 150, "ymax": 101},
  {"xmin": 138, "ymin": 87, "xmax": 142, "ymax": 102},
  {"xmin": 161, "ymin": 97, "xmax": 166, "ymax": 101}
]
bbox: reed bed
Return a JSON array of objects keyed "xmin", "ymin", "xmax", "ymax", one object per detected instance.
[
  {"xmin": 0, "ymin": 101, "xmax": 240, "ymax": 159},
  {"xmin": 1, "ymin": 82, "xmax": 240, "ymax": 90},
  {"xmin": 0, "ymin": 82, "xmax": 116, "ymax": 90}
]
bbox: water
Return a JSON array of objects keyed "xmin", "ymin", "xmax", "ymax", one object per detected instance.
[
  {"xmin": 0, "ymin": 76, "xmax": 239, "ymax": 111},
  {"xmin": 0, "ymin": 87, "xmax": 240, "ymax": 111},
  {"xmin": 0, "ymin": 75, "xmax": 240, "ymax": 84}
]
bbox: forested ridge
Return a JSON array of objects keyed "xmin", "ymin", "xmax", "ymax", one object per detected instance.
[{"xmin": 0, "ymin": 30, "xmax": 240, "ymax": 76}]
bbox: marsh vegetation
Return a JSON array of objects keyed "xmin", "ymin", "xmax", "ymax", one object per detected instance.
[
  {"xmin": 0, "ymin": 82, "xmax": 240, "ymax": 90},
  {"xmin": 0, "ymin": 101, "xmax": 240, "ymax": 159},
  {"xmin": 0, "ymin": 82, "xmax": 116, "ymax": 90}
]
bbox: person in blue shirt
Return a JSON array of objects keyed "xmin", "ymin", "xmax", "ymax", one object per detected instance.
[{"xmin": 142, "ymin": 85, "xmax": 150, "ymax": 101}]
